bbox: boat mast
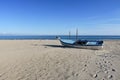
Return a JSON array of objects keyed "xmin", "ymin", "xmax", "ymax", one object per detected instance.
[
  {"xmin": 76, "ymin": 28, "xmax": 78, "ymax": 40},
  {"xmin": 69, "ymin": 31, "xmax": 71, "ymax": 39}
]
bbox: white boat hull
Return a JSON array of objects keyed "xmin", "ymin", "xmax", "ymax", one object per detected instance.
[
  {"xmin": 72, "ymin": 45, "xmax": 103, "ymax": 50},
  {"xmin": 61, "ymin": 42, "xmax": 103, "ymax": 50},
  {"xmin": 59, "ymin": 39, "xmax": 103, "ymax": 50}
]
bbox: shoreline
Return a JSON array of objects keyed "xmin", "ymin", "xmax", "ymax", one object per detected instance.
[{"xmin": 0, "ymin": 39, "xmax": 120, "ymax": 40}]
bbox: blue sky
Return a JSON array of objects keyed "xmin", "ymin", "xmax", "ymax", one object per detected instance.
[{"xmin": 0, "ymin": 0, "xmax": 120, "ymax": 35}]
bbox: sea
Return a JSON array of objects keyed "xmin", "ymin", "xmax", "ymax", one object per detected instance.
[{"xmin": 0, "ymin": 35, "xmax": 120, "ymax": 40}]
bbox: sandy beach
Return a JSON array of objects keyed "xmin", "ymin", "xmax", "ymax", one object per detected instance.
[{"xmin": 0, "ymin": 40, "xmax": 120, "ymax": 80}]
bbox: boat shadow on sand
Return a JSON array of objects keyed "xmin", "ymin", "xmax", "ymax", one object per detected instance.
[
  {"xmin": 43, "ymin": 44, "xmax": 67, "ymax": 48},
  {"xmin": 43, "ymin": 44, "xmax": 80, "ymax": 49}
]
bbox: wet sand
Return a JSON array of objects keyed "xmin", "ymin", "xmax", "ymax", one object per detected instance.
[{"xmin": 0, "ymin": 40, "xmax": 120, "ymax": 80}]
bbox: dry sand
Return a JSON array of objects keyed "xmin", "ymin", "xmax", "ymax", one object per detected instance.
[{"xmin": 0, "ymin": 40, "xmax": 120, "ymax": 80}]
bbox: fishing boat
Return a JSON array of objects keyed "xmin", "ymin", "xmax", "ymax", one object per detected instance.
[{"xmin": 57, "ymin": 37, "xmax": 103, "ymax": 50}]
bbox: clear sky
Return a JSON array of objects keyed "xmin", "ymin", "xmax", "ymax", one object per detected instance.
[{"xmin": 0, "ymin": 0, "xmax": 120, "ymax": 35}]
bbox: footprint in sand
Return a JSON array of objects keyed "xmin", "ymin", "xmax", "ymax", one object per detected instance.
[
  {"xmin": 93, "ymin": 74, "xmax": 97, "ymax": 78},
  {"xmin": 112, "ymin": 68, "xmax": 115, "ymax": 72},
  {"xmin": 108, "ymin": 75, "xmax": 113, "ymax": 79}
]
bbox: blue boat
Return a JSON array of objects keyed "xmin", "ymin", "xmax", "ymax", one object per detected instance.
[{"xmin": 57, "ymin": 37, "xmax": 104, "ymax": 50}]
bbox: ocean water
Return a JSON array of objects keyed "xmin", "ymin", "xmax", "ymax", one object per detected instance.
[{"xmin": 0, "ymin": 35, "xmax": 120, "ymax": 40}]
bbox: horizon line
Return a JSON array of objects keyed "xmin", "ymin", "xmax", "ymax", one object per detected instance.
[{"xmin": 0, "ymin": 34, "xmax": 120, "ymax": 36}]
